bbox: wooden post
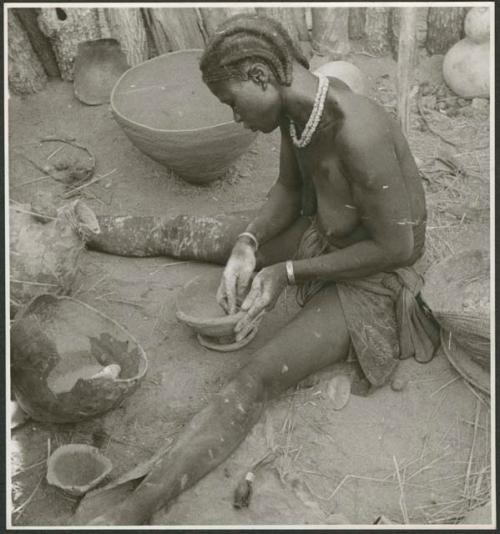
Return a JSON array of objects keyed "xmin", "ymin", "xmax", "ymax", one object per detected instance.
[
  {"xmin": 396, "ymin": 8, "xmax": 418, "ymax": 138},
  {"xmin": 143, "ymin": 7, "xmax": 206, "ymax": 54},
  {"xmin": 198, "ymin": 7, "xmax": 255, "ymax": 38},
  {"xmin": 8, "ymin": 10, "xmax": 47, "ymax": 95},
  {"xmin": 426, "ymin": 7, "xmax": 467, "ymax": 55},
  {"xmin": 390, "ymin": 7, "xmax": 428, "ymax": 59},
  {"xmin": 12, "ymin": 8, "xmax": 60, "ymax": 77},
  {"xmin": 311, "ymin": 7, "xmax": 350, "ymax": 58},
  {"xmin": 103, "ymin": 8, "xmax": 148, "ymax": 66},
  {"xmin": 364, "ymin": 7, "xmax": 392, "ymax": 55}
]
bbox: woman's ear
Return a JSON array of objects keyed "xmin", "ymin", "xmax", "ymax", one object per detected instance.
[{"xmin": 246, "ymin": 63, "xmax": 270, "ymax": 90}]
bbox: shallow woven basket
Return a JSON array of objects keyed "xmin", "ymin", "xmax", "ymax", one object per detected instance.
[
  {"xmin": 422, "ymin": 249, "xmax": 490, "ymax": 368},
  {"xmin": 110, "ymin": 49, "xmax": 257, "ymax": 184}
]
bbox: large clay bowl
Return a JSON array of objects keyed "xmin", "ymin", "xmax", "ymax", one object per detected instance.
[
  {"xmin": 110, "ymin": 49, "xmax": 258, "ymax": 184},
  {"xmin": 11, "ymin": 295, "xmax": 148, "ymax": 423}
]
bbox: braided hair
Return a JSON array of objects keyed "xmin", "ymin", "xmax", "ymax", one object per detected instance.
[{"xmin": 200, "ymin": 13, "xmax": 310, "ymax": 86}]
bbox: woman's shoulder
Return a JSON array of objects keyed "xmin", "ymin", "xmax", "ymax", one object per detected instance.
[{"xmin": 336, "ymin": 93, "xmax": 396, "ymax": 149}]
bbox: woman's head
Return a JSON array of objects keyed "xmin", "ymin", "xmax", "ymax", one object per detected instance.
[{"xmin": 200, "ymin": 14, "xmax": 309, "ymax": 133}]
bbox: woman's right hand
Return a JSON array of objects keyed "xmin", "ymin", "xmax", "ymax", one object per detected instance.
[{"xmin": 217, "ymin": 240, "xmax": 256, "ymax": 314}]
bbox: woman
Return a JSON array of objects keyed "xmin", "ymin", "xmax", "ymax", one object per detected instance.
[{"xmin": 84, "ymin": 14, "xmax": 438, "ymax": 525}]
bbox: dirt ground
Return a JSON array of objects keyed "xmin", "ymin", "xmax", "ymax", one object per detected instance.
[{"xmin": 8, "ymin": 53, "xmax": 492, "ymax": 527}]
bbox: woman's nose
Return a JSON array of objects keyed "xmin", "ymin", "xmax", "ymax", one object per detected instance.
[{"xmin": 233, "ymin": 110, "xmax": 242, "ymax": 123}]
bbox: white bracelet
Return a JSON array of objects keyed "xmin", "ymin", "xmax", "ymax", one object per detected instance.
[
  {"xmin": 285, "ymin": 260, "xmax": 296, "ymax": 285},
  {"xmin": 237, "ymin": 232, "xmax": 259, "ymax": 251}
]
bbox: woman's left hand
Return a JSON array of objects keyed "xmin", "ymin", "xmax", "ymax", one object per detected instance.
[{"xmin": 234, "ymin": 263, "xmax": 288, "ymax": 342}]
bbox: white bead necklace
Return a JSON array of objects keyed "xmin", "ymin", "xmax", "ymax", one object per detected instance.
[{"xmin": 289, "ymin": 73, "xmax": 329, "ymax": 149}]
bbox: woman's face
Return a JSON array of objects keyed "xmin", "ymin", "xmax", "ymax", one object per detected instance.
[{"xmin": 207, "ymin": 75, "xmax": 282, "ymax": 133}]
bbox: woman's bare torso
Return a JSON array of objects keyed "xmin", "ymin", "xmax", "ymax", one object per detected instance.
[{"xmin": 293, "ymin": 86, "xmax": 427, "ymax": 260}]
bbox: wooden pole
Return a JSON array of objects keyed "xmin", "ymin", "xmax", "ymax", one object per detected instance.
[{"xmin": 396, "ymin": 8, "xmax": 418, "ymax": 138}]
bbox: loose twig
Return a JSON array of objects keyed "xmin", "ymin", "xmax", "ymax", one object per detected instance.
[
  {"xmin": 393, "ymin": 455, "xmax": 409, "ymax": 524},
  {"xmin": 12, "ymin": 476, "xmax": 43, "ymax": 519}
]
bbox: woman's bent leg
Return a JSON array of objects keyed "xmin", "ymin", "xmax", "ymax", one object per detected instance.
[{"xmin": 90, "ymin": 284, "xmax": 349, "ymax": 525}]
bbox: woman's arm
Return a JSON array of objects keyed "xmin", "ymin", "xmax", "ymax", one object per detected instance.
[
  {"xmin": 293, "ymin": 129, "xmax": 415, "ymax": 282},
  {"xmin": 241, "ymin": 125, "xmax": 303, "ymax": 247}
]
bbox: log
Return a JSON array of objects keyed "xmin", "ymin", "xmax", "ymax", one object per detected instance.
[
  {"xmin": 12, "ymin": 8, "xmax": 60, "ymax": 77},
  {"xmin": 198, "ymin": 7, "xmax": 255, "ymax": 38},
  {"xmin": 143, "ymin": 7, "xmax": 206, "ymax": 54},
  {"xmin": 311, "ymin": 7, "xmax": 350, "ymax": 58},
  {"xmin": 38, "ymin": 7, "xmax": 102, "ymax": 81},
  {"xmin": 255, "ymin": 7, "xmax": 308, "ymax": 44},
  {"xmin": 8, "ymin": 10, "xmax": 47, "ymax": 95},
  {"xmin": 103, "ymin": 8, "xmax": 148, "ymax": 66},
  {"xmin": 426, "ymin": 7, "xmax": 467, "ymax": 55},
  {"xmin": 364, "ymin": 7, "xmax": 392, "ymax": 55},
  {"xmin": 390, "ymin": 7, "xmax": 429, "ymax": 58},
  {"xmin": 396, "ymin": 8, "xmax": 418, "ymax": 138}
]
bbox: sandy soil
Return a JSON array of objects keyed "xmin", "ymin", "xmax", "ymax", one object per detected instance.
[{"xmin": 8, "ymin": 53, "xmax": 491, "ymax": 527}]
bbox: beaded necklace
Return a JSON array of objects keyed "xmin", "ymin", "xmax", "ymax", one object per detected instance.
[{"xmin": 289, "ymin": 73, "xmax": 329, "ymax": 149}]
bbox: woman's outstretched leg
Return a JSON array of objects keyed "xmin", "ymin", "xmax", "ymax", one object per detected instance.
[{"xmin": 88, "ymin": 284, "xmax": 350, "ymax": 525}]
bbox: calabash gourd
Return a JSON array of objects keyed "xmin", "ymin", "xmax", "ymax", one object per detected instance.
[{"xmin": 443, "ymin": 7, "xmax": 490, "ymax": 98}]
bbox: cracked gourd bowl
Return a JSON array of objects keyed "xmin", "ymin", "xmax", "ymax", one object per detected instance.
[
  {"xmin": 11, "ymin": 295, "xmax": 148, "ymax": 423},
  {"xmin": 176, "ymin": 267, "xmax": 259, "ymax": 352},
  {"xmin": 110, "ymin": 49, "xmax": 258, "ymax": 185}
]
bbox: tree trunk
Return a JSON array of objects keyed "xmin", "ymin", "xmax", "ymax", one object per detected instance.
[
  {"xmin": 38, "ymin": 7, "xmax": 102, "ymax": 81},
  {"xmin": 103, "ymin": 8, "xmax": 148, "ymax": 66},
  {"xmin": 198, "ymin": 7, "xmax": 255, "ymax": 38},
  {"xmin": 364, "ymin": 7, "xmax": 392, "ymax": 55},
  {"xmin": 8, "ymin": 10, "xmax": 47, "ymax": 94},
  {"xmin": 143, "ymin": 7, "xmax": 206, "ymax": 54},
  {"xmin": 311, "ymin": 7, "xmax": 350, "ymax": 58},
  {"xmin": 426, "ymin": 7, "xmax": 467, "ymax": 55},
  {"xmin": 12, "ymin": 8, "xmax": 60, "ymax": 77},
  {"xmin": 396, "ymin": 9, "xmax": 418, "ymax": 138}
]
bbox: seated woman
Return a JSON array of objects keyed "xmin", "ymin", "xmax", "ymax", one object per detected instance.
[{"xmin": 84, "ymin": 14, "xmax": 439, "ymax": 525}]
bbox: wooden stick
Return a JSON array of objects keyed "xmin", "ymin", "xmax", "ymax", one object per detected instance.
[{"xmin": 396, "ymin": 7, "xmax": 418, "ymax": 138}]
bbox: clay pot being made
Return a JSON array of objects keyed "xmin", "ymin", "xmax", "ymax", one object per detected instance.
[
  {"xmin": 110, "ymin": 49, "xmax": 258, "ymax": 185},
  {"xmin": 176, "ymin": 267, "xmax": 261, "ymax": 352}
]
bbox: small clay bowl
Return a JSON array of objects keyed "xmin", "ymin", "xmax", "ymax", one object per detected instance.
[
  {"xmin": 46, "ymin": 444, "xmax": 113, "ymax": 497},
  {"xmin": 176, "ymin": 267, "xmax": 259, "ymax": 351}
]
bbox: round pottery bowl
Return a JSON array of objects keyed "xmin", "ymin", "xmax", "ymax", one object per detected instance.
[
  {"xmin": 46, "ymin": 444, "xmax": 113, "ymax": 496},
  {"xmin": 11, "ymin": 295, "xmax": 148, "ymax": 423},
  {"xmin": 176, "ymin": 267, "xmax": 259, "ymax": 351},
  {"xmin": 110, "ymin": 49, "xmax": 258, "ymax": 184}
]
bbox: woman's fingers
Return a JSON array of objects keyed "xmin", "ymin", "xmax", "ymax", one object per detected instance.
[
  {"xmin": 216, "ymin": 279, "xmax": 229, "ymax": 313},
  {"xmin": 235, "ymin": 309, "xmax": 266, "ymax": 342},
  {"xmin": 236, "ymin": 269, "xmax": 252, "ymax": 302}
]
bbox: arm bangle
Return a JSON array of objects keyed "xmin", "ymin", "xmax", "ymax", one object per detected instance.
[
  {"xmin": 285, "ymin": 260, "xmax": 296, "ymax": 285},
  {"xmin": 237, "ymin": 232, "xmax": 259, "ymax": 251}
]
